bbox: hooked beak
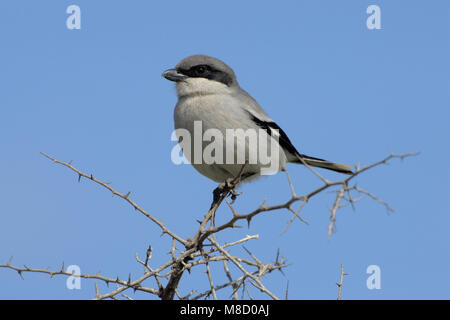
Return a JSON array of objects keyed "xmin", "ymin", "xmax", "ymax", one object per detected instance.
[{"xmin": 162, "ymin": 68, "xmax": 186, "ymax": 82}]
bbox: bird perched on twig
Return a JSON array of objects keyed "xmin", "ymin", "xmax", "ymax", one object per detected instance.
[{"xmin": 162, "ymin": 54, "xmax": 352, "ymax": 187}]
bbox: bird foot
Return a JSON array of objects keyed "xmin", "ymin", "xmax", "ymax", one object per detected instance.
[{"xmin": 210, "ymin": 178, "xmax": 241, "ymax": 209}]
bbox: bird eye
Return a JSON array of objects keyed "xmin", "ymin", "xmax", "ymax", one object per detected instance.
[{"xmin": 195, "ymin": 65, "xmax": 207, "ymax": 74}]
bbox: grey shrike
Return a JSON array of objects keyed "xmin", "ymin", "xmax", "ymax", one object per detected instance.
[{"xmin": 162, "ymin": 54, "xmax": 352, "ymax": 184}]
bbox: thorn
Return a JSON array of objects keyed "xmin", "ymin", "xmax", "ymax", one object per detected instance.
[
  {"xmin": 17, "ymin": 270, "xmax": 24, "ymax": 280},
  {"xmin": 78, "ymin": 174, "xmax": 82, "ymax": 182},
  {"xmin": 90, "ymin": 174, "xmax": 93, "ymax": 180},
  {"xmin": 125, "ymin": 192, "xmax": 131, "ymax": 199},
  {"xmin": 61, "ymin": 261, "xmax": 65, "ymax": 272},
  {"xmin": 243, "ymin": 246, "xmax": 252, "ymax": 256},
  {"xmin": 127, "ymin": 273, "xmax": 131, "ymax": 285},
  {"xmin": 145, "ymin": 245, "xmax": 153, "ymax": 265}
]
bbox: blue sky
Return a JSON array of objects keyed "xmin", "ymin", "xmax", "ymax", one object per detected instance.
[{"xmin": 0, "ymin": 0, "xmax": 449, "ymax": 299}]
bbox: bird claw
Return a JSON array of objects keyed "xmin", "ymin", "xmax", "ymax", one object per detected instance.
[
  {"xmin": 229, "ymin": 188, "xmax": 242, "ymax": 205},
  {"xmin": 210, "ymin": 178, "xmax": 241, "ymax": 209}
]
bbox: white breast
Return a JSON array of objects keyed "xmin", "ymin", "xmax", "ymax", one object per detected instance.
[{"xmin": 172, "ymin": 79, "xmax": 287, "ymax": 182}]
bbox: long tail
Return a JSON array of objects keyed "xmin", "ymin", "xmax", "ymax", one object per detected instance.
[{"xmin": 295, "ymin": 154, "xmax": 353, "ymax": 175}]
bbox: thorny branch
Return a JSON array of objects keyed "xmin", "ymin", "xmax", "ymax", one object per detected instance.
[
  {"xmin": 39, "ymin": 152, "xmax": 187, "ymax": 246},
  {"xmin": 0, "ymin": 152, "xmax": 417, "ymax": 299},
  {"xmin": 336, "ymin": 264, "xmax": 348, "ymax": 300}
]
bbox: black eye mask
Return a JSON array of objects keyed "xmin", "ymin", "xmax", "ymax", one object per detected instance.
[{"xmin": 178, "ymin": 64, "xmax": 234, "ymax": 86}]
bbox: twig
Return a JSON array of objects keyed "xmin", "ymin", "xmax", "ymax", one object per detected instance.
[
  {"xmin": 336, "ymin": 264, "xmax": 348, "ymax": 300},
  {"xmin": 208, "ymin": 237, "xmax": 279, "ymax": 300},
  {"xmin": 0, "ymin": 152, "xmax": 416, "ymax": 300},
  {"xmin": 40, "ymin": 152, "xmax": 187, "ymax": 246}
]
